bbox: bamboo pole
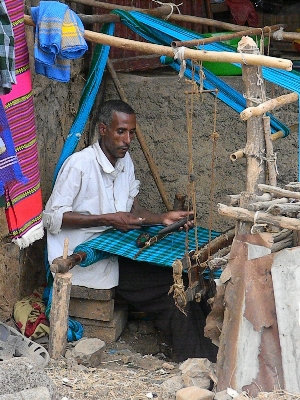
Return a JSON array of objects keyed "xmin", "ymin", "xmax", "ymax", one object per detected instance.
[
  {"xmin": 218, "ymin": 203, "xmax": 300, "ymax": 231},
  {"xmin": 23, "ymin": 15, "xmax": 293, "ymax": 71},
  {"xmin": 230, "ymin": 149, "xmax": 245, "ymax": 162},
  {"xmin": 171, "ymin": 24, "xmax": 284, "ymax": 48},
  {"xmin": 240, "ymin": 92, "xmax": 298, "ymax": 121},
  {"xmin": 106, "ymin": 58, "xmax": 173, "ymax": 211}
]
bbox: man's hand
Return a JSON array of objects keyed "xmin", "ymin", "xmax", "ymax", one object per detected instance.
[
  {"xmin": 162, "ymin": 210, "xmax": 195, "ymax": 231},
  {"xmin": 110, "ymin": 212, "xmax": 145, "ymax": 232}
]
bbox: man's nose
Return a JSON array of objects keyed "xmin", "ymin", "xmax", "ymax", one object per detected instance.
[{"xmin": 123, "ymin": 132, "xmax": 132, "ymax": 145}]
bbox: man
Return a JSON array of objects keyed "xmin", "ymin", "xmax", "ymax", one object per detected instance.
[{"xmin": 43, "ymin": 100, "xmax": 217, "ymax": 362}]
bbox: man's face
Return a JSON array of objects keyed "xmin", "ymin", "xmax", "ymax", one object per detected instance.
[{"xmin": 99, "ymin": 111, "xmax": 136, "ymax": 166}]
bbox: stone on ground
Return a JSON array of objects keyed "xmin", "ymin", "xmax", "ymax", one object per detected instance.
[{"xmin": 176, "ymin": 386, "xmax": 214, "ymax": 400}]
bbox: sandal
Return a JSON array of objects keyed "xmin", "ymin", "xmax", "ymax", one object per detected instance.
[{"xmin": 0, "ymin": 321, "xmax": 50, "ymax": 368}]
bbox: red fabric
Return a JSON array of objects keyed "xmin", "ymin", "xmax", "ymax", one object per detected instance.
[{"xmin": 225, "ymin": 0, "xmax": 259, "ymax": 27}]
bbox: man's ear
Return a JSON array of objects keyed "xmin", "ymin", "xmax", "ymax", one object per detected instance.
[{"xmin": 99, "ymin": 122, "xmax": 106, "ymax": 136}]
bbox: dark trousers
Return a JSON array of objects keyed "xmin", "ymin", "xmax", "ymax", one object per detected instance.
[{"xmin": 117, "ymin": 256, "xmax": 218, "ymax": 363}]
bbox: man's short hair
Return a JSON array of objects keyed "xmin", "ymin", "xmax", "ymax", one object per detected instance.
[{"xmin": 98, "ymin": 100, "xmax": 135, "ymax": 126}]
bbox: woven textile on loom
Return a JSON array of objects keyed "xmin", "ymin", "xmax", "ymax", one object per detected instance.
[
  {"xmin": 0, "ymin": 0, "xmax": 43, "ymax": 248},
  {"xmin": 74, "ymin": 226, "xmax": 220, "ymax": 269}
]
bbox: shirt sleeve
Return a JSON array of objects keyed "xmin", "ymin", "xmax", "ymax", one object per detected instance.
[{"xmin": 43, "ymin": 161, "xmax": 83, "ymax": 234}]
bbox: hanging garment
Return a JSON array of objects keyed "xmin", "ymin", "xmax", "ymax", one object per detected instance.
[
  {"xmin": 0, "ymin": 0, "xmax": 15, "ymax": 94},
  {"xmin": 0, "ymin": 99, "xmax": 27, "ymax": 195},
  {"xmin": 31, "ymin": 1, "xmax": 87, "ymax": 82},
  {"xmin": 0, "ymin": 0, "xmax": 43, "ymax": 248},
  {"xmin": 225, "ymin": 0, "xmax": 259, "ymax": 26}
]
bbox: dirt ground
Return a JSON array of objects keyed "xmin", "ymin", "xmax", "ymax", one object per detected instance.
[
  {"xmin": 43, "ymin": 317, "xmax": 300, "ymax": 400},
  {"xmin": 45, "ymin": 318, "xmax": 182, "ymax": 400}
]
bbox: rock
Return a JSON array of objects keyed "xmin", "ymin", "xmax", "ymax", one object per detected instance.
[
  {"xmin": 0, "ymin": 357, "xmax": 57, "ymax": 399},
  {"xmin": 179, "ymin": 358, "xmax": 215, "ymax": 389},
  {"xmin": 214, "ymin": 390, "xmax": 233, "ymax": 400},
  {"xmin": 0, "ymin": 386, "xmax": 51, "ymax": 400},
  {"xmin": 160, "ymin": 375, "xmax": 184, "ymax": 399},
  {"xmin": 176, "ymin": 386, "xmax": 214, "ymax": 400},
  {"xmin": 73, "ymin": 338, "xmax": 105, "ymax": 367}
]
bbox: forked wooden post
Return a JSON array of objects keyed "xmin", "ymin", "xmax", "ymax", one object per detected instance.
[{"xmin": 49, "ymin": 238, "xmax": 72, "ymax": 359}]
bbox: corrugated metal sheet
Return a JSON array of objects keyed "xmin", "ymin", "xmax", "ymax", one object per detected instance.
[{"xmin": 92, "ymin": 1, "xmax": 207, "ymax": 71}]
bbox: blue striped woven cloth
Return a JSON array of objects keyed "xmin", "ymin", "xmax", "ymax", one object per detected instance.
[
  {"xmin": 74, "ymin": 226, "xmax": 220, "ymax": 268},
  {"xmin": 31, "ymin": 1, "xmax": 87, "ymax": 82}
]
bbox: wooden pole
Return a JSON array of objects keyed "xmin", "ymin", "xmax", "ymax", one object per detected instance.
[
  {"xmin": 23, "ymin": 15, "xmax": 292, "ymax": 71},
  {"xmin": 240, "ymin": 92, "xmax": 298, "ymax": 121},
  {"xmin": 49, "ymin": 238, "xmax": 72, "ymax": 359},
  {"xmin": 171, "ymin": 24, "xmax": 284, "ymax": 48},
  {"xmin": 106, "ymin": 58, "xmax": 173, "ymax": 211},
  {"xmin": 237, "ymin": 36, "xmax": 267, "ymax": 234},
  {"xmin": 258, "ymin": 183, "xmax": 300, "ymax": 200},
  {"xmin": 218, "ymin": 203, "xmax": 300, "ymax": 231}
]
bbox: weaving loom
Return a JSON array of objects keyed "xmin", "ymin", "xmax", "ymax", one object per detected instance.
[{"xmin": 73, "ymin": 226, "xmax": 221, "ymax": 269}]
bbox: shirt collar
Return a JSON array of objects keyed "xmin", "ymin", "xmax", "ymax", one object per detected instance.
[{"xmin": 92, "ymin": 141, "xmax": 125, "ymax": 174}]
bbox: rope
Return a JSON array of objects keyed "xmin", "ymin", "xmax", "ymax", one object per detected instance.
[
  {"xmin": 168, "ymin": 259, "xmax": 187, "ymax": 315},
  {"xmin": 173, "ymin": 46, "xmax": 186, "ymax": 78},
  {"xmin": 151, "ymin": 0, "xmax": 183, "ymax": 19}
]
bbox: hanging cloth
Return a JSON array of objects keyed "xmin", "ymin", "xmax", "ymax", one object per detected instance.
[
  {"xmin": 0, "ymin": 99, "xmax": 27, "ymax": 195},
  {"xmin": 0, "ymin": 0, "xmax": 16, "ymax": 94},
  {"xmin": 31, "ymin": 1, "xmax": 88, "ymax": 82},
  {"xmin": 0, "ymin": 0, "xmax": 44, "ymax": 248}
]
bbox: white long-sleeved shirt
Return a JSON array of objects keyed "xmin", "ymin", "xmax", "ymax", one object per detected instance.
[{"xmin": 43, "ymin": 142, "xmax": 140, "ymax": 289}]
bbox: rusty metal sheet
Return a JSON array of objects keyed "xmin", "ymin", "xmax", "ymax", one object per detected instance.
[{"xmin": 216, "ymin": 235, "xmax": 284, "ymax": 397}]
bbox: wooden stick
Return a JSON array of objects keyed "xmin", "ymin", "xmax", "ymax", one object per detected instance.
[
  {"xmin": 271, "ymin": 236, "xmax": 293, "ymax": 253},
  {"xmin": 273, "ymin": 228, "xmax": 293, "ymax": 243},
  {"xmin": 258, "ymin": 184, "xmax": 300, "ymax": 200},
  {"xmin": 171, "ymin": 24, "xmax": 284, "ymax": 48},
  {"xmin": 267, "ymin": 202, "xmax": 300, "ymax": 216},
  {"xmin": 106, "ymin": 58, "xmax": 172, "ymax": 211},
  {"xmin": 192, "ymin": 228, "xmax": 235, "ymax": 264},
  {"xmin": 240, "ymin": 92, "xmax": 298, "ymax": 121},
  {"xmin": 49, "ymin": 238, "xmax": 72, "ymax": 359},
  {"xmin": 218, "ymin": 203, "xmax": 300, "ymax": 230},
  {"xmin": 248, "ymin": 197, "xmax": 288, "ymax": 211},
  {"xmin": 23, "ymin": 15, "xmax": 293, "ymax": 71}
]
